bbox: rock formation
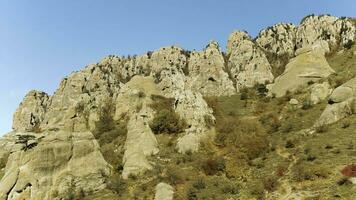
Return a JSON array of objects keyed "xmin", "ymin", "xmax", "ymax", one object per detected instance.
[
  {"xmin": 1, "ymin": 14, "xmax": 355, "ymax": 200},
  {"xmin": 227, "ymin": 31, "xmax": 274, "ymax": 89},
  {"xmin": 268, "ymin": 45, "xmax": 335, "ymax": 97}
]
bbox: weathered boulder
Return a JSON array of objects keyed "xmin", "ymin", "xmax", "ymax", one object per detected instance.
[
  {"xmin": 0, "ymin": 131, "xmax": 110, "ymax": 200},
  {"xmin": 269, "ymin": 48, "xmax": 335, "ymax": 97},
  {"xmin": 154, "ymin": 182, "xmax": 174, "ymax": 200},
  {"xmin": 12, "ymin": 91, "xmax": 49, "ymax": 132},
  {"xmin": 329, "ymin": 77, "xmax": 356, "ymax": 103},
  {"xmin": 187, "ymin": 41, "xmax": 236, "ymax": 96},
  {"xmin": 315, "ymin": 98, "xmax": 355, "ymax": 127},
  {"xmin": 227, "ymin": 31, "xmax": 274, "ymax": 89},
  {"xmin": 310, "ymin": 82, "xmax": 332, "ymax": 104}
]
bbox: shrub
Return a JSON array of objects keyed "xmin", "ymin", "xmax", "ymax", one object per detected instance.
[
  {"xmin": 192, "ymin": 177, "xmax": 206, "ymax": 189},
  {"xmin": 301, "ymin": 99, "xmax": 313, "ymax": 110},
  {"xmin": 281, "ymin": 123, "xmax": 293, "ymax": 133},
  {"xmin": 341, "ymin": 164, "xmax": 356, "ymax": 178},
  {"xmin": 240, "ymin": 87, "xmax": 249, "ymax": 100},
  {"xmin": 150, "ymin": 109, "xmax": 187, "ymax": 134},
  {"xmin": 150, "ymin": 95, "xmax": 174, "ymax": 111},
  {"xmin": 344, "ymin": 40, "xmax": 354, "ymax": 49},
  {"xmin": 263, "ymin": 176, "xmax": 279, "ymax": 192},
  {"xmin": 15, "ymin": 135, "xmax": 37, "ymax": 151},
  {"xmin": 285, "ymin": 139, "xmax": 295, "ymax": 148},
  {"xmin": 259, "ymin": 113, "xmax": 281, "ymax": 133},
  {"xmin": 216, "ymin": 119, "xmax": 268, "ymax": 160},
  {"xmin": 315, "ymin": 124, "xmax": 328, "ymax": 133},
  {"xmin": 204, "ymin": 114, "xmax": 215, "ymax": 128},
  {"xmin": 201, "ymin": 157, "xmax": 225, "ymax": 176},
  {"xmin": 186, "ymin": 188, "xmax": 198, "ymax": 200},
  {"xmin": 255, "ymin": 83, "xmax": 268, "ymax": 97},
  {"xmin": 166, "ymin": 167, "xmax": 185, "ymax": 185}
]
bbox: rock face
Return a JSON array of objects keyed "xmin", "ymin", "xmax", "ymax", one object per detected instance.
[
  {"xmin": 256, "ymin": 23, "xmax": 297, "ymax": 58},
  {"xmin": 188, "ymin": 41, "xmax": 236, "ymax": 96},
  {"xmin": 1, "ymin": 14, "xmax": 355, "ymax": 200},
  {"xmin": 12, "ymin": 91, "xmax": 49, "ymax": 132},
  {"xmin": 0, "ymin": 131, "xmax": 110, "ymax": 200},
  {"xmin": 175, "ymin": 90, "xmax": 215, "ymax": 153},
  {"xmin": 256, "ymin": 15, "xmax": 355, "ymax": 76},
  {"xmin": 227, "ymin": 31, "xmax": 274, "ymax": 89},
  {"xmin": 114, "ymin": 76, "xmax": 160, "ymax": 179},
  {"xmin": 154, "ymin": 183, "xmax": 174, "ymax": 200},
  {"xmin": 269, "ymin": 47, "xmax": 335, "ymax": 97},
  {"xmin": 296, "ymin": 15, "xmax": 355, "ymax": 53}
]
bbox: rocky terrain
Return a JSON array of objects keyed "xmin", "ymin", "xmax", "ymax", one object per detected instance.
[{"xmin": 0, "ymin": 14, "xmax": 356, "ymax": 200}]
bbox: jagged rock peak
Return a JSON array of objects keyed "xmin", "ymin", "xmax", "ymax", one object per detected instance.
[
  {"xmin": 12, "ymin": 90, "xmax": 49, "ymax": 132},
  {"xmin": 227, "ymin": 30, "xmax": 274, "ymax": 89}
]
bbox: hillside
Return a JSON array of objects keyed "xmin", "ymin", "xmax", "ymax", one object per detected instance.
[{"xmin": 0, "ymin": 15, "xmax": 356, "ymax": 200}]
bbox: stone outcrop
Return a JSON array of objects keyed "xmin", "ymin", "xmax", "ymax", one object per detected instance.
[
  {"xmin": 187, "ymin": 41, "xmax": 236, "ymax": 96},
  {"xmin": 175, "ymin": 90, "xmax": 215, "ymax": 153},
  {"xmin": 227, "ymin": 31, "xmax": 274, "ymax": 89},
  {"xmin": 154, "ymin": 182, "xmax": 174, "ymax": 200},
  {"xmin": 2, "ymin": 14, "xmax": 355, "ymax": 199},
  {"xmin": 0, "ymin": 131, "xmax": 110, "ymax": 200},
  {"xmin": 255, "ymin": 15, "xmax": 355, "ymax": 77},
  {"xmin": 268, "ymin": 47, "xmax": 335, "ymax": 97},
  {"xmin": 12, "ymin": 91, "xmax": 49, "ymax": 132},
  {"xmin": 114, "ymin": 76, "xmax": 160, "ymax": 179},
  {"xmin": 296, "ymin": 15, "xmax": 355, "ymax": 53},
  {"xmin": 256, "ymin": 23, "xmax": 297, "ymax": 58}
]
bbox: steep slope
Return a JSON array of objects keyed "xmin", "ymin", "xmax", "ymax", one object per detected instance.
[{"xmin": 0, "ymin": 15, "xmax": 355, "ymax": 200}]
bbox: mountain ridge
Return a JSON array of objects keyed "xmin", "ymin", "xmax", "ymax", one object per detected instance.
[{"xmin": 0, "ymin": 14, "xmax": 356, "ymax": 200}]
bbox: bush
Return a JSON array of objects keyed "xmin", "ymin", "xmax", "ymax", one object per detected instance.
[
  {"xmin": 150, "ymin": 109, "xmax": 187, "ymax": 134},
  {"xmin": 341, "ymin": 164, "xmax": 356, "ymax": 177},
  {"xmin": 216, "ymin": 119, "xmax": 268, "ymax": 160},
  {"xmin": 259, "ymin": 113, "xmax": 281, "ymax": 133},
  {"xmin": 263, "ymin": 176, "xmax": 279, "ymax": 192},
  {"xmin": 201, "ymin": 157, "xmax": 225, "ymax": 176},
  {"xmin": 166, "ymin": 167, "xmax": 185, "ymax": 185},
  {"xmin": 255, "ymin": 83, "xmax": 268, "ymax": 97},
  {"xmin": 186, "ymin": 188, "xmax": 198, "ymax": 200},
  {"xmin": 240, "ymin": 87, "xmax": 249, "ymax": 100},
  {"xmin": 344, "ymin": 40, "xmax": 354, "ymax": 49},
  {"xmin": 192, "ymin": 177, "xmax": 206, "ymax": 189},
  {"xmin": 301, "ymin": 99, "xmax": 313, "ymax": 110},
  {"xmin": 315, "ymin": 124, "xmax": 328, "ymax": 133}
]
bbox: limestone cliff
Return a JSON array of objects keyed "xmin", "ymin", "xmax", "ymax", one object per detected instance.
[{"xmin": 1, "ymin": 14, "xmax": 355, "ymax": 200}]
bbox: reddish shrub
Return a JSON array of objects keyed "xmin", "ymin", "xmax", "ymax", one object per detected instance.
[{"xmin": 341, "ymin": 164, "xmax": 356, "ymax": 177}]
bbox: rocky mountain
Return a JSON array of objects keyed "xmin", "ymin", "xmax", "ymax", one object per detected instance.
[{"xmin": 0, "ymin": 14, "xmax": 356, "ymax": 200}]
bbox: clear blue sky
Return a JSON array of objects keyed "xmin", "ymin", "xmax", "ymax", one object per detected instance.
[{"xmin": 0, "ymin": 0, "xmax": 355, "ymax": 135}]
